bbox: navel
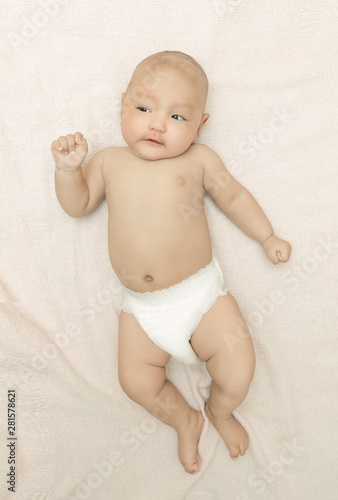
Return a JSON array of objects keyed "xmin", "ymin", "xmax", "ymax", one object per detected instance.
[
  {"xmin": 176, "ymin": 176, "xmax": 186, "ymax": 186},
  {"xmin": 145, "ymin": 275, "xmax": 153, "ymax": 282}
]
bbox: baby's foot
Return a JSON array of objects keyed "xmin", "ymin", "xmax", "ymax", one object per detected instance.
[
  {"xmin": 176, "ymin": 408, "xmax": 204, "ymax": 474},
  {"xmin": 205, "ymin": 403, "xmax": 249, "ymax": 460}
]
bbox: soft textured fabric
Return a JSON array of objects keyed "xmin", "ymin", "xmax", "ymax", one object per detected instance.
[
  {"xmin": 1, "ymin": 2, "xmax": 337, "ymax": 499},
  {"xmin": 121, "ymin": 256, "xmax": 228, "ymax": 365}
]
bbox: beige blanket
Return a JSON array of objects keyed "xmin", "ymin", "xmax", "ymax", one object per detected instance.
[{"xmin": 1, "ymin": 1, "xmax": 337, "ymax": 498}]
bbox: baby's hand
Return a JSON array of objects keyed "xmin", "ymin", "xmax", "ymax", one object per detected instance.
[
  {"xmin": 262, "ymin": 235, "xmax": 292, "ymax": 265},
  {"xmin": 51, "ymin": 132, "xmax": 88, "ymax": 171}
]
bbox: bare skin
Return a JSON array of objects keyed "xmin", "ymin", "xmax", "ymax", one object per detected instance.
[{"xmin": 52, "ymin": 55, "xmax": 291, "ymax": 473}]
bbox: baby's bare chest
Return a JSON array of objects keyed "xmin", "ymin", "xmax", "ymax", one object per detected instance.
[{"xmin": 105, "ymin": 157, "xmax": 205, "ymax": 223}]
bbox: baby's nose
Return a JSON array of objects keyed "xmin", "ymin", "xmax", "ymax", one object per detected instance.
[{"xmin": 150, "ymin": 114, "xmax": 166, "ymax": 133}]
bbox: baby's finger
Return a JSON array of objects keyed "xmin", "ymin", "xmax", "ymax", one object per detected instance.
[
  {"xmin": 277, "ymin": 247, "xmax": 291, "ymax": 263},
  {"xmin": 56, "ymin": 136, "xmax": 70, "ymax": 153},
  {"xmin": 74, "ymin": 133, "xmax": 88, "ymax": 157},
  {"xmin": 66, "ymin": 134, "xmax": 76, "ymax": 153},
  {"xmin": 51, "ymin": 139, "xmax": 64, "ymax": 152},
  {"xmin": 270, "ymin": 252, "xmax": 280, "ymax": 265},
  {"xmin": 74, "ymin": 131, "xmax": 84, "ymax": 144}
]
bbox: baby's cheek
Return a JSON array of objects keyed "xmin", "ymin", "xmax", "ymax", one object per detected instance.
[
  {"xmin": 121, "ymin": 119, "xmax": 137, "ymax": 144},
  {"xmin": 130, "ymin": 116, "xmax": 145, "ymax": 136}
]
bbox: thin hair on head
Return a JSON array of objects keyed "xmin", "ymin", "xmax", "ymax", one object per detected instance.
[{"xmin": 127, "ymin": 50, "xmax": 208, "ymax": 97}]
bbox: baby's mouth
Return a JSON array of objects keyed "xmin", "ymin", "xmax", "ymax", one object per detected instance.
[{"xmin": 145, "ymin": 139, "xmax": 163, "ymax": 145}]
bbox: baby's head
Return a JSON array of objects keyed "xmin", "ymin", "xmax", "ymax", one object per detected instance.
[{"xmin": 121, "ymin": 51, "xmax": 210, "ymax": 160}]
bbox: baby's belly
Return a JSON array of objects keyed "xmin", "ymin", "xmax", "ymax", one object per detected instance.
[{"xmin": 108, "ymin": 214, "xmax": 213, "ymax": 292}]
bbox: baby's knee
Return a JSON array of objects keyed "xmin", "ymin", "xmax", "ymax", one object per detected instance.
[
  {"xmin": 118, "ymin": 361, "xmax": 166, "ymax": 406},
  {"xmin": 227, "ymin": 365, "xmax": 255, "ymax": 403},
  {"xmin": 118, "ymin": 370, "xmax": 149, "ymax": 408},
  {"xmin": 210, "ymin": 352, "xmax": 255, "ymax": 397}
]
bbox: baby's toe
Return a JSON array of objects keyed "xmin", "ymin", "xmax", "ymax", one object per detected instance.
[
  {"xmin": 229, "ymin": 444, "xmax": 240, "ymax": 460},
  {"xmin": 183, "ymin": 456, "xmax": 199, "ymax": 474},
  {"xmin": 240, "ymin": 439, "xmax": 250, "ymax": 454},
  {"xmin": 190, "ymin": 459, "xmax": 200, "ymax": 474},
  {"xmin": 239, "ymin": 443, "xmax": 247, "ymax": 455}
]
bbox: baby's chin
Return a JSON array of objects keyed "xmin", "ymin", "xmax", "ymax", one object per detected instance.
[{"xmin": 127, "ymin": 142, "xmax": 191, "ymax": 161}]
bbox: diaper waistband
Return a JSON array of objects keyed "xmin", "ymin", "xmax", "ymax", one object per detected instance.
[{"xmin": 121, "ymin": 256, "xmax": 224, "ymax": 308}]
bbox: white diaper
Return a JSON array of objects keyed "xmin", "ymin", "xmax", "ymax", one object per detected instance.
[{"xmin": 121, "ymin": 256, "xmax": 229, "ymax": 365}]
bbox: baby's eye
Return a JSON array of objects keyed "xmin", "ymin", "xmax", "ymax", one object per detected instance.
[
  {"xmin": 172, "ymin": 115, "xmax": 185, "ymax": 121},
  {"xmin": 137, "ymin": 107, "xmax": 150, "ymax": 113}
]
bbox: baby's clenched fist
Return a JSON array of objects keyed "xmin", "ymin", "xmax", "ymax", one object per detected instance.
[
  {"xmin": 262, "ymin": 234, "xmax": 292, "ymax": 265},
  {"xmin": 51, "ymin": 132, "xmax": 88, "ymax": 171}
]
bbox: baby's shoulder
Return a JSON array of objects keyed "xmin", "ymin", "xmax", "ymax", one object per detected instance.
[
  {"xmin": 189, "ymin": 143, "xmax": 219, "ymax": 164},
  {"xmin": 99, "ymin": 146, "xmax": 127, "ymax": 159},
  {"xmin": 189, "ymin": 143, "xmax": 208, "ymax": 154},
  {"xmin": 99, "ymin": 146, "xmax": 131, "ymax": 167},
  {"xmin": 190, "ymin": 143, "xmax": 216, "ymax": 157},
  {"xmin": 93, "ymin": 147, "xmax": 129, "ymax": 180}
]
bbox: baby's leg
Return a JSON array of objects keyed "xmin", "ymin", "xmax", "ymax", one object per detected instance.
[
  {"xmin": 190, "ymin": 294, "xmax": 255, "ymax": 461},
  {"xmin": 118, "ymin": 311, "xmax": 204, "ymax": 474}
]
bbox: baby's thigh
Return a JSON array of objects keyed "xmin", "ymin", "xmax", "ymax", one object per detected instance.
[
  {"xmin": 118, "ymin": 312, "xmax": 170, "ymax": 397},
  {"xmin": 190, "ymin": 294, "xmax": 255, "ymax": 365},
  {"xmin": 118, "ymin": 311, "xmax": 171, "ymax": 367}
]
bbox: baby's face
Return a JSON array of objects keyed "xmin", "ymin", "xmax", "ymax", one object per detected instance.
[{"xmin": 120, "ymin": 66, "xmax": 209, "ymax": 160}]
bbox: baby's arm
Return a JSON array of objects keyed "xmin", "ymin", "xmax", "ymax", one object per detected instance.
[
  {"xmin": 51, "ymin": 132, "xmax": 105, "ymax": 218},
  {"xmin": 200, "ymin": 145, "xmax": 292, "ymax": 264}
]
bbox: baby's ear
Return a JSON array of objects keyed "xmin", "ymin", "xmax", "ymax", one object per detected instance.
[
  {"xmin": 193, "ymin": 113, "xmax": 210, "ymax": 143},
  {"xmin": 200, "ymin": 113, "xmax": 210, "ymax": 128},
  {"xmin": 198, "ymin": 113, "xmax": 210, "ymax": 134}
]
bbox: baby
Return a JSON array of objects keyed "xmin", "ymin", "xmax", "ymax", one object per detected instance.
[{"xmin": 51, "ymin": 51, "xmax": 292, "ymax": 474}]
